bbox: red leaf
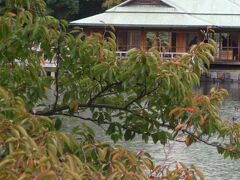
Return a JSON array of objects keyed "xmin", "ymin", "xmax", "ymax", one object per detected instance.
[
  {"xmin": 198, "ymin": 96, "xmax": 203, "ymax": 104},
  {"xmin": 184, "ymin": 174, "xmax": 190, "ymax": 180},
  {"xmin": 227, "ymin": 145, "xmax": 233, "ymax": 151},
  {"xmin": 184, "ymin": 106, "xmax": 197, "ymax": 112}
]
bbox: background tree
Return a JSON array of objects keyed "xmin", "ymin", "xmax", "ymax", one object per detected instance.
[
  {"xmin": 45, "ymin": 0, "xmax": 105, "ymax": 21},
  {"xmin": 45, "ymin": 0, "xmax": 79, "ymax": 20},
  {"xmin": 102, "ymin": 0, "xmax": 125, "ymax": 8},
  {"xmin": 0, "ymin": 0, "xmax": 240, "ymax": 179},
  {"xmin": 78, "ymin": 0, "xmax": 105, "ymax": 20}
]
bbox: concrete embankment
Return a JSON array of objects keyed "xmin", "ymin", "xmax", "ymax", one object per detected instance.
[{"xmin": 201, "ymin": 70, "xmax": 240, "ymax": 82}]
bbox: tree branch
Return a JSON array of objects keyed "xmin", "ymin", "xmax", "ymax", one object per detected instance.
[
  {"xmin": 88, "ymin": 82, "xmax": 121, "ymax": 104},
  {"xmin": 36, "ymin": 103, "xmax": 133, "ymax": 116},
  {"xmin": 125, "ymin": 86, "xmax": 159, "ymax": 108},
  {"xmin": 182, "ymin": 129, "xmax": 237, "ymax": 153},
  {"xmin": 53, "ymin": 34, "xmax": 62, "ymax": 110}
]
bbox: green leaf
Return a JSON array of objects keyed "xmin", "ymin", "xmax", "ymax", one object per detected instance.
[
  {"xmin": 54, "ymin": 118, "xmax": 62, "ymax": 131},
  {"xmin": 124, "ymin": 129, "xmax": 132, "ymax": 141}
]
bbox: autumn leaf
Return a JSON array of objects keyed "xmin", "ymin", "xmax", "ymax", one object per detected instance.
[
  {"xmin": 169, "ymin": 107, "xmax": 182, "ymax": 116},
  {"xmin": 27, "ymin": 159, "xmax": 35, "ymax": 168},
  {"xmin": 198, "ymin": 96, "xmax": 203, "ymax": 104},
  {"xmin": 112, "ymin": 151, "xmax": 124, "ymax": 161},
  {"xmin": 7, "ymin": 12, "xmax": 16, "ymax": 17},
  {"xmin": 39, "ymin": 57, "xmax": 46, "ymax": 65},
  {"xmin": 149, "ymin": 176, "xmax": 155, "ymax": 180},
  {"xmin": 200, "ymin": 115, "xmax": 206, "ymax": 126},
  {"xmin": 185, "ymin": 136, "xmax": 190, "ymax": 146},
  {"xmin": 153, "ymin": 165, "xmax": 161, "ymax": 174},
  {"xmin": 184, "ymin": 106, "xmax": 197, "ymax": 112},
  {"xmin": 184, "ymin": 174, "xmax": 190, "ymax": 180},
  {"xmin": 175, "ymin": 124, "xmax": 185, "ymax": 131},
  {"xmin": 227, "ymin": 145, "xmax": 233, "ymax": 151},
  {"xmin": 49, "ymin": 28, "xmax": 56, "ymax": 34},
  {"xmin": 172, "ymin": 61, "xmax": 181, "ymax": 66},
  {"xmin": 73, "ymin": 103, "xmax": 78, "ymax": 113}
]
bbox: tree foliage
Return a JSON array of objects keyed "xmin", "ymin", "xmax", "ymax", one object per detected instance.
[
  {"xmin": 45, "ymin": 0, "xmax": 79, "ymax": 20},
  {"xmin": 0, "ymin": 0, "xmax": 240, "ymax": 179},
  {"xmin": 102, "ymin": 0, "xmax": 125, "ymax": 8},
  {"xmin": 45, "ymin": 0, "xmax": 105, "ymax": 21},
  {"xmin": 0, "ymin": 87, "xmax": 205, "ymax": 179}
]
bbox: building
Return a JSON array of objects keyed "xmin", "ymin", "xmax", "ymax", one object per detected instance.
[{"xmin": 71, "ymin": 0, "xmax": 240, "ymax": 64}]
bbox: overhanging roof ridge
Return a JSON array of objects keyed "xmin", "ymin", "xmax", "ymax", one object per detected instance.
[
  {"xmin": 160, "ymin": 0, "xmax": 187, "ymax": 12},
  {"xmin": 107, "ymin": 0, "xmax": 182, "ymax": 12},
  {"xmin": 228, "ymin": 0, "xmax": 240, "ymax": 8}
]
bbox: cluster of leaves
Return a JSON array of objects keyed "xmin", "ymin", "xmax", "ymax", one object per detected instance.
[
  {"xmin": 0, "ymin": 87, "xmax": 206, "ymax": 179},
  {"xmin": 1, "ymin": 0, "xmax": 240, "ymax": 179}
]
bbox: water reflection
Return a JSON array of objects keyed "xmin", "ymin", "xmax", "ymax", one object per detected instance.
[{"xmin": 62, "ymin": 82, "xmax": 240, "ymax": 180}]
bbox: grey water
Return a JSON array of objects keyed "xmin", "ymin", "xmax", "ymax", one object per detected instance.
[{"xmin": 62, "ymin": 81, "xmax": 240, "ymax": 180}]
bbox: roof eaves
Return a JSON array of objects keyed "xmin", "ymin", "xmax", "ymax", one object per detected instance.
[{"xmin": 70, "ymin": 23, "xmax": 212, "ymax": 28}]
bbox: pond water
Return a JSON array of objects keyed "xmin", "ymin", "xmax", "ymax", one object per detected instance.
[{"xmin": 62, "ymin": 82, "xmax": 240, "ymax": 180}]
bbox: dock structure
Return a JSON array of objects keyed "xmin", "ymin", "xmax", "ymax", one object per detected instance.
[{"xmin": 70, "ymin": 0, "xmax": 240, "ymax": 66}]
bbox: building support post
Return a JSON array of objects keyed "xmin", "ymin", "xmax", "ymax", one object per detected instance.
[{"xmin": 140, "ymin": 30, "xmax": 146, "ymax": 51}]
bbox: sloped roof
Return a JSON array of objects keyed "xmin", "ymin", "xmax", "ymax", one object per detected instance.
[{"xmin": 71, "ymin": 0, "xmax": 240, "ymax": 28}]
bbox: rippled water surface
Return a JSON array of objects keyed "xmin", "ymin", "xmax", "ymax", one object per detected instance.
[{"xmin": 62, "ymin": 82, "xmax": 240, "ymax": 180}]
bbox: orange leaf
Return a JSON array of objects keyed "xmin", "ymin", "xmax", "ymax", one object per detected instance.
[
  {"xmin": 200, "ymin": 115, "xmax": 206, "ymax": 126},
  {"xmin": 153, "ymin": 165, "xmax": 161, "ymax": 174},
  {"xmin": 184, "ymin": 174, "xmax": 190, "ymax": 180},
  {"xmin": 7, "ymin": 12, "xmax": 16, "ymax": 17},
  {"xmin": 172, "ymin": 61, "xmax": 181, "ymax": 66},
  {"xmin": 169, "ymin": 107, "xmax": 182, "ymax": 116},
  {"xmin": 73, "ymin": 104, "xmax": 78, "ymax": 113},
  {"xmin": 112, "ymin": 152, "xmax": 124, "ymax": 161},
  {"xmin": 185, "ymin": 136, "xmax": 190, "ymax": 146},
  {"xmin": 27, "ymin": 160, "xmax": 35, "ymax": 168},
  {"xmin": 49, "ymin": 28, "xmax": 56, "ymax": 34},
  {"xmin": 175, "ymin": 124, "xmax": 185, "ymax": 131},
  {"xmin": 145, "ymin": 160, "xmax": 153, "ymax": 170}
]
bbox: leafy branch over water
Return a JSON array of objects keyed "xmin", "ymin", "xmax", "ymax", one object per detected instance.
[{"xmin": 0, "ymin": 0, "xmax": 240, "ymax": 179}]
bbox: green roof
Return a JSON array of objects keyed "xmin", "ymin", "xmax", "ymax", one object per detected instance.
[{"xmin": 71, "ymin": 0, "xmax": 240, "ymax": 28}]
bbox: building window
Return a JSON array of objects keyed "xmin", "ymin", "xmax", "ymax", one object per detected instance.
[
  {"xmin": 146, "ymin": 32, "xmax": 171, "ymax": 51},
  {"xmin": 117, "ymin": 31, "xmax": 141, "ymax": 51}
]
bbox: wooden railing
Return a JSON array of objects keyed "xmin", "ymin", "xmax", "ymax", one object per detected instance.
[
  {"xmin": 116, "ymin": 51, "xmax": 187, "ymax": 60},
  {"xmin": 215, "ymin": 47, "xmax": 239, "ymax": 61}
]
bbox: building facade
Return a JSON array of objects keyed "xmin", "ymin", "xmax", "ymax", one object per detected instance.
[{"xmin": 71, "ymin": 0, "xmax": 240, "ymax": 64}]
